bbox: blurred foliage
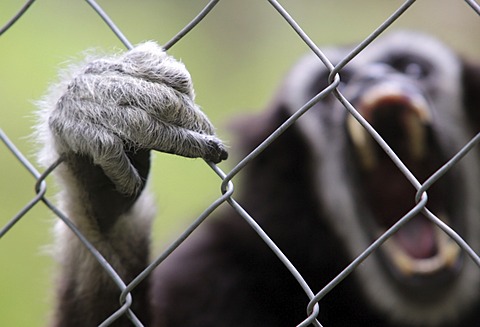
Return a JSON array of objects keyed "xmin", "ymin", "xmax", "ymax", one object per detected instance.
[{"xmin": 1, "ymin": 1, "xmax": 479, "ymax": 325}]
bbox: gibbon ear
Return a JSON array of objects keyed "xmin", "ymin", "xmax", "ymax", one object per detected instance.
[{"xmin": 462, "ymin": 58, "xmax": 480, "ymax": 131}]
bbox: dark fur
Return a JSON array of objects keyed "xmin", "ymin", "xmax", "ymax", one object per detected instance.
[{"xmin": 152, "ymin": 107, "xmax": 386, "ymax": 326}]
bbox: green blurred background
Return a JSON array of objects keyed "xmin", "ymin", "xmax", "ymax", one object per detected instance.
[{"xmin": 1, "ymin": 1, "xmax": 479, "ymax": 325}]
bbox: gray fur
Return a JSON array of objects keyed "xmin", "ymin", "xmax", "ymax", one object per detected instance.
[
  {"xmin": 37, "ymin": 41, "xmax": 227, "ymax": 326},
  {"xmin": 40, "ymin": 41, "xmax": 227, "ymax": 195}
]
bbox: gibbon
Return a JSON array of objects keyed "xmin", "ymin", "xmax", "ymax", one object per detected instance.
[{"xmin": 38, "ymin": 31, "xmax": 480, "ymax": 326}]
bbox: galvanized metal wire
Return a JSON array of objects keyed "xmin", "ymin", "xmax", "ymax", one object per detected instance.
[{"xmin": 1, "ymin": 1, "xmax": 480, "ymax": 326}]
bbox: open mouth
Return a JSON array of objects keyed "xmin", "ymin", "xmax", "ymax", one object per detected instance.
[{"xmin": 347, "ymin": 83, "xmax": 462, "ymax": 282}]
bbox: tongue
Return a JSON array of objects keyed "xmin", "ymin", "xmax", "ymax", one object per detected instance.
[{"xmin": 394, "ymin": 217, "xmax": 437, "ymax": 259}]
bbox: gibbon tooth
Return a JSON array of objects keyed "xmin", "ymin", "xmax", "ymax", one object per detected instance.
[
  {"xmin": 382, "ymin": 220, "xmax": 461, "ymax": 276},
  {"xmin": 436, "ymin": 226, "xmax": 461, "ymax": 268},
  {"xmin": 347, "ymin": 115, "xmax": 377, "ymax": 171},
  {"xmin": 405, "ymin": 112, "xmax": 427, "ymax": 161},
  {"xmin": 410, "ymin": 95, "xmax": 432, "ymax": 125},
  {"xmin": 404, "ymin": 93, "xmax": 431, "ymax": 161},
  {"xmin": 383, "ymin": 237, "xmax": 415, "ymax": 276},
  {"xmin": 394, "ymin": 252, "xmax": 415, "ymax": 275}
]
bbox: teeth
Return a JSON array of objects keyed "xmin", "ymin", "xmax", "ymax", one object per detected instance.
[
  {"xmin": 381, "ymin": 219, "xmax": 461, "ymax": 276},
  {"xmin": 360, "ymin": 85, "xmax": 432, "ymax": 124},
  {"xmin": 401, "ymin": 91, "xmax": 431, "ymax": 162},
  {"xmin": 347, "ymin": 115, "xmax": 377, "ymax": 171},
  {"xmin": 348, "ymin": 84, "xmax": 432, "ymax": 168},
  {"xmin": 404, "ymin": 111, "xmax": 427, "ymax": 161}
]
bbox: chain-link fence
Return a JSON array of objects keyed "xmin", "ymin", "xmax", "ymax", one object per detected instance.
[{"xmin": 2, "ymin": 1, "xmax": 480, "ymax": 326}]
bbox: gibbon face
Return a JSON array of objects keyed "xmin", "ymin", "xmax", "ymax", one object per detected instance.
[{"xmin": 279, "ymin": 31, "xmax": 480, "ymax": 325}]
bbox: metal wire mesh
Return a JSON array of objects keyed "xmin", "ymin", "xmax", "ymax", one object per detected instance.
[{"xmin": 1, "ymin": 1, "xmax": 480, "ymax": 326}]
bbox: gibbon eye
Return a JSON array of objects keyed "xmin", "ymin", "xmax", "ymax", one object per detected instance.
[{"xmin": 388, "ymin": 54, "xmax": 432, "ymax": 79}]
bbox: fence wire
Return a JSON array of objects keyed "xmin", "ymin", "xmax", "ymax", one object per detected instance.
[{"xmin": 1, "ymin": 1, "xmax": 480, "ymax": 326}]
